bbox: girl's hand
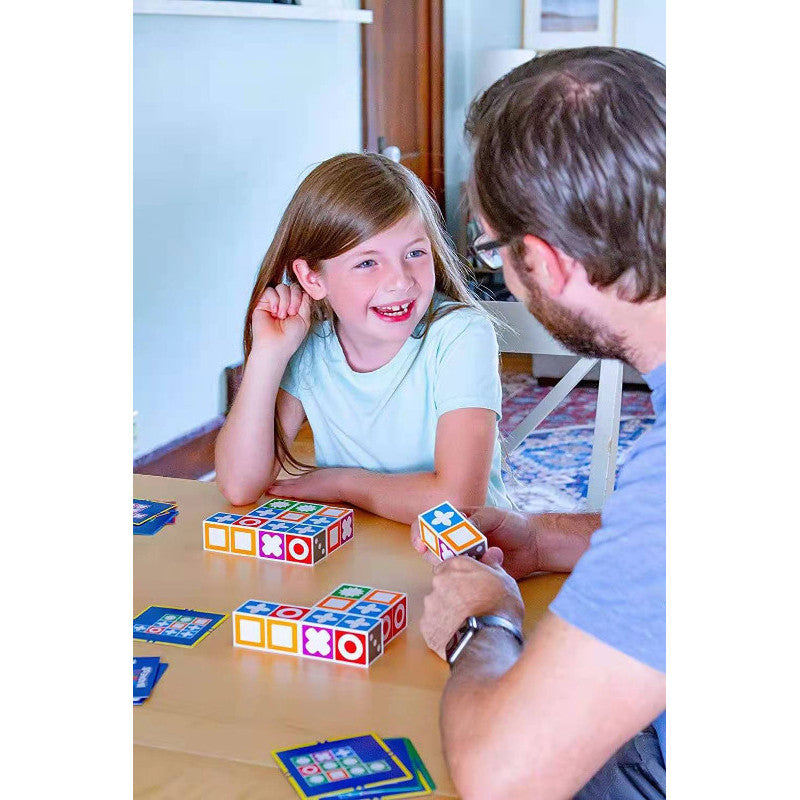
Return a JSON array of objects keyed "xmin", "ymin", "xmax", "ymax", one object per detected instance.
[
  {"xmin": 269, "ymin": 468, "xmax": 350, "ymax": 504},
  {"xmin": 251, "ymin": 284, "xmax": 312, "ymax": 357}
]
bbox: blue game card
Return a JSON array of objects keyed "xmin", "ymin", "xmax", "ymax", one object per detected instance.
[
  {"xmin": 133, "ymin": 660, "xmax": 169, "ymax": 705},
  {"xmin": 272, "ymin": 733, "xmax": 413, "ymax": 799},
  {"xmin": 133, "ymin": 656, "xmax": 161, "ymax": 701},
  {"xmin": 133, "ymin": 606, "xmax": 227, "ymax": 648},
  {"xmin": 133, "ymin": 499, "xmax": 177, "ymax": 525},
  {"xmin": 134, "ymin": 508, "xmax": 178, "ymax": 535}
]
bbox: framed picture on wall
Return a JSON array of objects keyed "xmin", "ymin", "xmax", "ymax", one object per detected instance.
[{"xmin": 523, "ymin": 0, "xmax": 615, "ymax": 50}]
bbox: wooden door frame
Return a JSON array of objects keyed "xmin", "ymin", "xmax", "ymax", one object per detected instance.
[{"xmin": 360, "ymin": 0, "xmax": 445, "ymax": 208}]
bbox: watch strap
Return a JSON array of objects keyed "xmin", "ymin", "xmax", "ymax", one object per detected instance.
[
  {"xmin": 446, "ymin": 614, "xmax": 524, "ymax": 667},
  {"xmin": 473, "ymin": 614, "xmax": 524, "ymax": 646}
]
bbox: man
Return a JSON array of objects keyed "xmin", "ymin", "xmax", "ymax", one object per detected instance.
[{"xmin": 412, "ymin": 48, "xmax": 666, "ymax": 799}]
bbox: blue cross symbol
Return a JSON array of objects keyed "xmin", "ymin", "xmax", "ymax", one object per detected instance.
[
  {"xmin": 354, "ymin": 603, "xmax": 382, "ymax": 615},
  {"xmin": 311, "ymin": 612, "xmax": 339, "ymax": 624},
  {"xmin": 245, "ymin": 603, "xmax": 272, "ymax": 614},
  {"xmin": 343, "ymin": 617, "xmax": 370, "ymax": 629}
]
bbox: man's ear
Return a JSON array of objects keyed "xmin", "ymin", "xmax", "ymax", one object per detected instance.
[
  {"xmin": 520, "ymin": 235, "xmax": 569, "ymax": 297},
  {"xmin": 292, "ymin": 259, "xmax": 328, "ymax": 301}
]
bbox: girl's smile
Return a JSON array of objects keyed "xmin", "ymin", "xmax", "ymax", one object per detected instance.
[{"xmin": 370, "ymin": 298, "xmax": 416, "ymax": 322}]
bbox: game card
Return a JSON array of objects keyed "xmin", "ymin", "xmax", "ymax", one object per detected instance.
[
  {"xmin": 133, "ymin": 499, "xmax": 177, "ymax": 526},
  {"xmin": 326, "ymin": 737, "xmax": 435, "ymax": 798},
  {"xmin": 134, "ymin": 508, "xmax": 178, "ymax": 536},
  {"xmin": 133, "ymin": 659, "xmax": 169, "ymax": 705},
  {"xmin": 272, "ymin": 733, "xmax": 413, "ymax": 799},
  {"xmin": 133, "ymin": 606, "xmax": 227, "ymax": 648},
  {"xmin": 133, "ymin": 656, "xmax": 161, "ymax": 701}
]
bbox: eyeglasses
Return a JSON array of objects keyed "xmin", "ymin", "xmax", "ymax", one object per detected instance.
[{"xmin": 469, "ymin": 232, "xmax": 512, "ymax": 271}]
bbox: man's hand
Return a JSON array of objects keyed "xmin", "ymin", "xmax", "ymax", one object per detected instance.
[
  {"xmin": 411, "ymin": 506, "xmax": 539, "ymax": 580},
  {"xmin": 420, "ymin": 549, "xmax": 524, "ymax": 660},
  {"xmin": 463, "ymin": 507, "xmax": 540, "ymax": 580},
  {"xmin": 269, "ymin": 467, "xmax": 350, "ymax": 503}
]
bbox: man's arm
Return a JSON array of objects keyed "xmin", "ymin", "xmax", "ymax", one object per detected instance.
[
  {"xmin": 525, "ymin": 511, "xmax": 602, "ymax": 573},
  {"xmin": 420, "ymin": 552, "xmax": 665, "ymax": 800},
  {"xmin": 441, "ymin": 611, "xmax": 666, "ymax": 800}
]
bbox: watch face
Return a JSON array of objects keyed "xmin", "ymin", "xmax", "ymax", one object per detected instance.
[
  {"xmin": 446, "ymin": 618, "xmax": 478, "ymax": 665},
  {"xmin": 445, "ymin": 629, "xmax": 462, "ymax": 663}
]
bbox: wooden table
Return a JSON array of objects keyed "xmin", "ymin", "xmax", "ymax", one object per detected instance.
[{"xmin": 133, "ymin": 475, "xmax": 566, "ymax": 798}]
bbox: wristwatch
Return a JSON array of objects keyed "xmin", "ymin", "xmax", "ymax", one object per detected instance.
[{"xmin": 445, "ymin": 614, "xmax": 524, "ymax": 667}]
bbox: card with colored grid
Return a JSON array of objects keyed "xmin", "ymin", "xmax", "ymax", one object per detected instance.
[
  {"xmin": 133, "ymin": 605, "xmax": 227, "ymax": 648},
  {"xmin": 326, "ymin": 737, "xmax": 435, "ymax": 798},
  {"xmin": 272, "ymin": 734, "xmax": 413, "ymax": 799}
]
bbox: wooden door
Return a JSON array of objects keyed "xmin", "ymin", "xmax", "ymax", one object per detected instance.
[{"xmin": 361, "ymin": 0, "xmax": 445, "ymax": 208}]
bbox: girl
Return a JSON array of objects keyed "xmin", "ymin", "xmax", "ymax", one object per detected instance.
[{"xmin": 215, "ymin": 152, "xmax": 511, "ymax": 524}]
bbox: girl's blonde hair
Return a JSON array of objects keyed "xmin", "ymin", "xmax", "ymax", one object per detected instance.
[{"xmin": 244, "ymin": 152, "xmax": 486, "ymax": 474}]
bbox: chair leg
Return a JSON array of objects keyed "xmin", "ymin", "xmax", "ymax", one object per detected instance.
[
  {"xmin": 585, "ymin": 359, "xmax": 624, "ymax": 511},
  {"xmin": 504, "ymin": 357, "xmax": 598, "ymax": 453}
]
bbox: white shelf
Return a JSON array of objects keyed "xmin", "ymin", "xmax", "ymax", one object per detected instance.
[{"xmin": 133, "ymin": 1, "xmax": 373, "ymax": 23}]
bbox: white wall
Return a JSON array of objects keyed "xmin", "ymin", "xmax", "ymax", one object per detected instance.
[
  {"xmin": 616, "ymin": 0, "xmax": 666, "ymax": 64},
  {"xmin": 443, "ymin": 0, "xmax": 665, "ymax": 238},
  {"xmin": 134, "ymin": 14, "xmax": 362, "ymax": 455},
  {"xmin": 443, "ymin": 0, "xmax": 522, "ymax": 241}
]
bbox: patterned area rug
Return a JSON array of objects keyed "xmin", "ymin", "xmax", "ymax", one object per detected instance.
[{"xmin": 500, "ymin": 372, "xmax": 655, "ymax": 513}]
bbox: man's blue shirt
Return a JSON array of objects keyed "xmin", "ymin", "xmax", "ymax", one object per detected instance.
[{"xmin": 550, "ymin": 362, "xmax": 666, "ymax": 761}]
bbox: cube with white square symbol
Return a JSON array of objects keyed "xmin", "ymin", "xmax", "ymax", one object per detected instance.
[
  {"xmin": 362, "ymin": 588, "xmax": 407, "ymax": 643},
  {"xmin": 202, "ymin": 498, "xmax": 354, "ymax": 566},
  {"xmin": 202, "ymin": 512, "xmax": 243, "ymax": 552},
  {"xmin": 418, "ymin": 501, "xmax": 488, "ymax": 561},
  {"xmin": 230, "ymin": 523, "xmax": 258, "ymax": 557},
  {"xmin": 232, "ymin": 600, "xmax": 279, "ymax": 650}
]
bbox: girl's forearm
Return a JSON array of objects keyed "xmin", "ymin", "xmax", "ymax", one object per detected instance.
[
  {"xmin": 215, "ymin": 351, "xmax": 286, "ymax": 505},
  {"xmin": 339, "ymin": 468, "xmax": 486, "ymax": 525}
]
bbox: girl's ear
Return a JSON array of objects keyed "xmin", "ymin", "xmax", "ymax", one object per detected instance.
[{"xmin": 292, "ymin": 259, "xmax": 328, "ymax": 301}]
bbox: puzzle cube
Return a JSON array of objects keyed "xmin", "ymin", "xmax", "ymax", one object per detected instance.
[
  {"xmin": 203, "ymin": 498, "xmax": 354, "ymax": 566},
  {"xmin": 418, "ymin": 501, "xmax": 488, "ymax": 561},
  {"xmin": 315, "ymin": 584, "xmax": 407, "ymax": 649},
  {"xmin": 233, "ymin": 600, "xmax": 313, "ymax": 654},
  {"xmin": 232, "ymin": 583, "xmax": 406, "ymax": 668}
]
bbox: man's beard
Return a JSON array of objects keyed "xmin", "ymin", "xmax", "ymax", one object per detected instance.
[{"xmin": 510, "ymin": 253, "xmax": 631, "ymax": 364}]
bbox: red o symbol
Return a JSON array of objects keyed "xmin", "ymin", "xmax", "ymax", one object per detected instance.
[{"xmin": 337, "ymin": 633, "xmax": 364, "ymax": 661}]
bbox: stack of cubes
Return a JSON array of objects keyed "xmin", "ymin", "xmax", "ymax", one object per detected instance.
[
  {"xmin": 203, "ymin": 498, "xmax": 354, "ymax": 566},
  {"xmin": 232, "ymin": 584, "xmax": 407, "ymax": 668}
]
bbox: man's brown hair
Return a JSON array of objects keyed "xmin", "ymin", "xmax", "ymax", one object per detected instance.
[{"xmin": 466, "ymin": 47, "xmax": 665, "ymax": 302}]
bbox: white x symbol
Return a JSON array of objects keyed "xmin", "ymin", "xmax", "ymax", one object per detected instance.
[
  {"xmin": 432, "ymin": 510, "xmax": 454, "ymax": 527},
  {"xmin": 305, "ymin": 628, "xmax": 332, "ymax": 656},
  {"xmin": 260, "ymin": 533, "xmax": 283, "ymax": 557}
]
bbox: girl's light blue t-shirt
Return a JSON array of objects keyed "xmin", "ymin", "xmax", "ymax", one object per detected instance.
[{"xmin": 280, "ymin": 302, "xmax": 511, "ymax": 509}]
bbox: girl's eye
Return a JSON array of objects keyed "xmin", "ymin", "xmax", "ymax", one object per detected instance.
[
  {"xmin": 407, "ymin": 249, "xmax": 426, "ymax": 259},
  {"xmin": 355, "ymin": 259, "xmax": 377, "ymax": 269}
]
